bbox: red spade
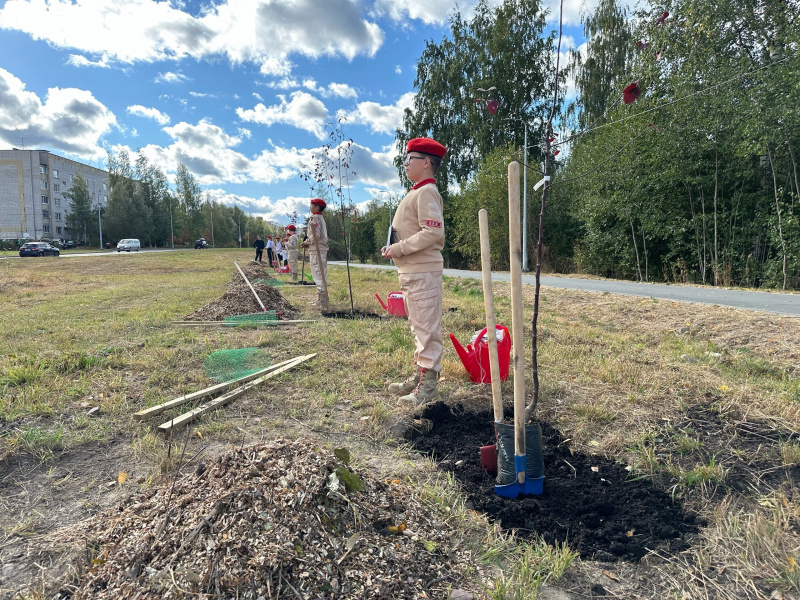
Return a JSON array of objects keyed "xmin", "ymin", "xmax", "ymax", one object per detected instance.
[
  {"xmin": 623, "ymin": 82, "xmax": 641, "ymax": 104},
  {"xmin": 657, "ymin": 11, "xmax": 668, "ymax": 24},
  {"xmin": 487, "ymin": 99, "xmax": 498, "ymax": 115},
  {"xmin": 553, "ymin": 150, "xmax": 560, "ymax": 156}
]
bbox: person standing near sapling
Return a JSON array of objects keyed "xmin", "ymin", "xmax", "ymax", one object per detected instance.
[
  {"xmin": 285, "ymin": 224, "xmax": 299, "ymax": 281},
  {"xmin": 382, "ymin": 138, "xmax": 447, "ymax": 405},
  {"xmin": 300, "ymin": 198, "xmax": 329, "ymax": 307},
  {"xmin": 253, "ymin": 234, "xmax": 265, "ymax": 263}
]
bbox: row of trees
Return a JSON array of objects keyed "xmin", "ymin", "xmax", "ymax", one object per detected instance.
[
  {"xmin": 381, "ymin": 0, "xmax": 799, "ymax": 289},
  {"xmin": 64, "ymin": 150, "xmax": 294, "ymax": 250}
]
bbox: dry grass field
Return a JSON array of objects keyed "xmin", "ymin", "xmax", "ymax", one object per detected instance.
[{"xmin": 1, "ymin": 250, "xmax": 799, "ymax": 599}]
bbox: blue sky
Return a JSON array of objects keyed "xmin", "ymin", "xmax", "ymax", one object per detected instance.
[{"xmin": 0, "ymin": 0, "xmax": 593, "ymax": 224}]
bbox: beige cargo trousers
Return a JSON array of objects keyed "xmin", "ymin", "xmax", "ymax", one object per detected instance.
[{"xmin": 399, "ymin": 270, "xmax": 443, "ymax": 373}]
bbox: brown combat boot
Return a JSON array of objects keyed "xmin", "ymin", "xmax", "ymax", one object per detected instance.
[
  {"xmin": 388, "ymin": 364, "xmax": 420, "ymax": 396},
  {"xmin": 399, "ymin": 368, "xmax": 440, "ymax": 405}
]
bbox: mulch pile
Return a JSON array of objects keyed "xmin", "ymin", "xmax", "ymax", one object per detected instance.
[
  {"xmin": 185, "ymin": 262, "xmax": 298, "ymax": 320},
  {"xmin": 70, "ymin": 439, "xmax": 477, "ymax": 599}
]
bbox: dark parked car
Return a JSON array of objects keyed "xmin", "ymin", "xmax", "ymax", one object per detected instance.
[
  {"xmin": 19, "ymin": 242, "xmax": 60, "ymax": 257},
  {"xmin": 194, "ymin": 238, "xmax": 209, "ymax": 249}
]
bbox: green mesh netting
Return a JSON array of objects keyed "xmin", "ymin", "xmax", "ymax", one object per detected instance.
[
  {"xmin": 224, "ymin": 311, "xmax": 279, "ymax": 325},
  {"xmin": 203, "ymin": 348, "xmax": 272, "ymax": 383},
  {"xmin": 253, "ymin": 277, "xmax": 283, "ymax": 286}
]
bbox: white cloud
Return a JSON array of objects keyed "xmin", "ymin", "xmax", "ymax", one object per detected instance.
[
  {"xmin": 236, "ymin": 91, "xmax": 329, "ymax": 139},
  {"xmin": 68, "ymin": 54, "xmax": 112, "ymax": 68},
  {"xmin": 0, "ymin": 68, "xmax": 115, "ymax": 158},
  {"xmin": 155, "ymin": 71, "xmax": 189, "ymax": 85},
  {"xmin": 127, "ymin": 105, "xmax": 171, "ymax": 125},
  {"xmin": 371, "ymin": 0, "xmax": 467, "ymax": 25},
  {"xmin": 0, "ymin": 0, "xmax": 383, "ymax": 72},
  {"xmin": 341, "ymin": 92, "xmax": 415, "ymax": 135},
  {"xmin": 394, "ymin": 65, "xmax": 402, "ymax": 75}
]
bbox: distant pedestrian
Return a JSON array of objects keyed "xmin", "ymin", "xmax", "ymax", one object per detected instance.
[
  {"xmin": 275, "ymin": 238, "xmax": 283, "ymax": 269},
  {"xmin": 266, "ymin": 236, "xmax": 275, "ymax": 266},
  {"xmin": 253, "ymin": 235, "xmax": 265, "ymax": 262},
  {"xmin": 382, "ymin": 137, "xmax": 447, "ymax": 405},
  {"xmin": 300, "ymin": 198, "xmax": 329, "ymax": 307},
  {"xmin": 285, "ymin": 225, "xmax": 299, "ymax": 281}
]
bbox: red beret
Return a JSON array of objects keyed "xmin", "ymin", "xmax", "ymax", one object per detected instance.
[
  {"xmin": 310, "ymin": 198, "xmax": 327, "ymax": 210},
  {"xmin": 407, "ymin": 137, "xmax": 447, "ymax": 159},
  {"xmin": 286, "ymin": 224, "xmax": 296, "ymax": 231}
]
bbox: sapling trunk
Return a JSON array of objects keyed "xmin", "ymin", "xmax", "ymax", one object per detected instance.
[{"xmin": 526, "ymin": 0, "xmax": 564, "ymax": 423}]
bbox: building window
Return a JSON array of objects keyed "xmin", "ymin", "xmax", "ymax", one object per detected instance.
[
  {"xmin": 53, "ymin": 183, "xmax": 60, "ymax": 192},
  {"xmin": 91, "ymin": 180, "xmax": 95, "ymax": 187},
  {"xmin": 40, "ymin": 165, "xmax": 48, "ymax": 174},
  {"xmin": 43, "ymin": 224, "xmax": 50, "ymax": 233},
  {"xmin": 55, "ymin": 213, "xmax": 62, "ymax": 221},
  {"xmin": 40, "ymin": 180, "xmax": 48, "ymax": 190},
  {"xmin": 54, "ymin": 198, "xmax": 60, "ymax": 206},
  {"xmin": 56, "ymin": 227, "xmax": 62, "ymax": 235},
  {"xmin": 41, "ymin": 196, "xmax": 49, "ymax": 204},
  {"xmin": 42, "ymin": 209, "xmax": 50, "ymax": 219},
  {"xmin": 69, "ymin": 174, "xmax": 73, "ymax": 181},
  {"xmin": 53, "ymin": 169, "xmax": 58, "ymax": 178},
  {"xmin": 103, "ymin": 183, "xmax": 107, "ymax": 191}
]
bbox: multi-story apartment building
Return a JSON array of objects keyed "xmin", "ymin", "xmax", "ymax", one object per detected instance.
[{"xmin": 0, "ymin": 149, "xmax": 109, "ymax": 242}]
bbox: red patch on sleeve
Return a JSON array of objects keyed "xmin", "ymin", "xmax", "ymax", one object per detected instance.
[{"xmin": 425, "ymin": 219, "xmax": 442, "ymax": 228}]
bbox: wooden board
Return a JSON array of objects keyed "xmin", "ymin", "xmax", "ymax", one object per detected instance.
[
  {"xmin": 157, "ymin": 353, "xmax": 316, "ymax": 434},
  {"xmin": 133, "ymin": 356, "xmax": 301, "ymax": 421}
]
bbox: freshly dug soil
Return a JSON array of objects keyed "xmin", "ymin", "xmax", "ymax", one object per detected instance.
[
  {"xmin": 70, "ymin": 439, "xmax": 476, "ymax": 599},
  {"xmin": 185, "ymin": 262, "xmax": 298, "ymax": 320},
  {"xmin": 407, "ymin": 403, "xmax": 705, "ymax": 562}
]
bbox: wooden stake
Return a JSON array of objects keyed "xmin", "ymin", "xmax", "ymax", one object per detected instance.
[
  {"xmin": 508, "ymin": 161, "xmax": 526, "ymax": 484},
  {"xmin": 478, "ymin": 209, "xmax": 503, "ymax": 425},
  {"xmin": 157, "ymin": 354, "xmax": 316, "ymax": 434},
  {"xmin": 133, "ymin": 357, "xmax": 302, "ymax": 420},
  {"xmin": 234, "ymin": 261, "xmax": 267, "ymax": 312}
]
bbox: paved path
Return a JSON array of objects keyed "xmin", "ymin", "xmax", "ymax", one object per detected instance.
[{"xmin": 331, "ymin": 261, "xmax": 800, "ymax": 317}]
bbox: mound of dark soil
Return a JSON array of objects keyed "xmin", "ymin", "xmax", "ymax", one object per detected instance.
[
  {"xmin": 407, "ymin": 403, "xmax": 704, "ymax": 562},
  {"xmin": 70, "ymin": 439, "xmax": 475, "ymax": 599},
  {"xmin": 185, "ymin": 262, "xmax": 298, "ymax": 320}
]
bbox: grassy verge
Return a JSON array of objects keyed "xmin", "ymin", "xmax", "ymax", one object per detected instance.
[{"xmin": 1, "ymin": 251, "xmax": 799, "ymax": 598}]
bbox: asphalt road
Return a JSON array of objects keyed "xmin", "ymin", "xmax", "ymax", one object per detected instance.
[{"xmin": 333, "ymin": 261, "xmax": 800, "ymax": 317}]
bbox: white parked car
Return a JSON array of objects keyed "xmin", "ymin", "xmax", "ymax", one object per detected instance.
[{"xmin": 117, "ymin": 239, "xmax": 141, "ymax": 252}]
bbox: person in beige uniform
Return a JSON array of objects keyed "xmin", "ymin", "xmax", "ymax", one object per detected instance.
[
  {"xmin": 300, "ymin": 198, "xmax": 329, "ymax": 307},
  {"xmin": 381, "ymin": 137, "xmax": 447, "ymax": 404},
  {"xmin": 285, "ymin": 224, "xmax": 299, "ymax": 281}
]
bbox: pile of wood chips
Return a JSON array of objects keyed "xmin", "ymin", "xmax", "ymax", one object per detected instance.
[
  {"xmin": 185, "ymin": 262, "xmax": 298, "ymax": 320},
  {"xmin": 71, "ymin": 439, "xmax": 476, "ymax": 599}
]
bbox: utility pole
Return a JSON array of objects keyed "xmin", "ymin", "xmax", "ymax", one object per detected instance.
[
  {"xmin": 522, "ymin": 122, "xmax": 529, "ymax": 271},
  {"xmin": 209, "ymin": 200, "xmax": 215, "ymax": 248},
  {"xmin": 169, "ymin": 195, "xmax": 174, "ymax": 248},
  {"xmin": 97, "ymin": 204, "xmax": 103, "ymax": 249}
]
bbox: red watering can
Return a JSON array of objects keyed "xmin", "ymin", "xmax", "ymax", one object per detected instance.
[
  {"xmin": 449, "ymin": 325, "xmax": 511, "ymax": 384},
  {"xmin": 375, "ymin": 291, "xmax": 407, "ymax": 317}
]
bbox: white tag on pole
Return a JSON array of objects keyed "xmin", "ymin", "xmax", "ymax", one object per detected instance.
[{"xmin": 533, "ymin": 176, "xmax": 550, "ymax": 191}]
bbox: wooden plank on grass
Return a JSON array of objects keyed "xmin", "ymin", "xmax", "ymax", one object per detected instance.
[
  {"xmin": 133, "ymin": 356, "xmax": 300, "ymax": 421},
  {"xmin": 157, "ymin": 353, "xmax": 316, "ymax": 434}
]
